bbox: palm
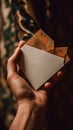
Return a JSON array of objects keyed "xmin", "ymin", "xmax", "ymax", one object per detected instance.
[
  {"xmin": 7, "ymin": 42, "xmax": 62, "ymax": 109},
  {"xmin": 8, "ymin": 68, "xmax": 48, "ymax": 108}
]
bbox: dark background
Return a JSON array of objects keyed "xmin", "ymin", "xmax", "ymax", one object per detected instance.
[{"xmin": 0, "ymin": 0, "xmax": 73, "ymax": 130}]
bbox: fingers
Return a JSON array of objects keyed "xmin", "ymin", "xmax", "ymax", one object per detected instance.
[
  {"xmin": 49, "ymin": 71, "xmax": 63, "ymax": 84},
  {"xmin": 7, "ymin": 47, "xmax": 21, "ymax": 81},
  {"xmin": 44, "ymin": 82, "xmax": 53, "ymax": 89},
  {"xmin": 45, "ymin": 71, "xmax": 63, "ymax": 89},
  {"xmin": 7, "ymin": 40, "xmax": 25, "ymax": 78},
  {"xmin": 39, "ymin": 71, "xmax": 63, "ymax": 94}
]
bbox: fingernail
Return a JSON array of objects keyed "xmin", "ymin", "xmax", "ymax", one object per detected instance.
[
  {"xmin": 44, "ymin": 82, "xmax": 53, "ymax": 89},
  {"xmin": 57, "ymin": 71, "xmax": 63, "ymax": 77}
]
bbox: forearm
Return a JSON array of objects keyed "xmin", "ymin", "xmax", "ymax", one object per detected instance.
[
  {"xmin": 9, "ymin": 102, "xmax": 45, "ymax": 130},
  {"xmin": 9, "ymin": 103, "xmax": 32, "ymax": 130}
]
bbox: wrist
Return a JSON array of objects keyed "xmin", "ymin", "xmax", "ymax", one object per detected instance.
[
  {"xmin": 18, "ymin": 104, "xmax": 45, "ymax": 130},
  {"xmin": 17, "ymin": 100, "xmax": 35, "ymax": 116},
  {"xmin": 10, "ymin": 96, "xmax": 47, "ymax": 130}
]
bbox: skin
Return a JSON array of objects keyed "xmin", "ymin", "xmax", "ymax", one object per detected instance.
[{"xmin": 7, "ymin": 41, "xmax": 63, "ymax": 130}]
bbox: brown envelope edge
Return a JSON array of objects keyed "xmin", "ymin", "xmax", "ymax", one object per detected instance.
[{"xmin": 25, "ymin": 29, "xmax": 70, "ymax": 63}]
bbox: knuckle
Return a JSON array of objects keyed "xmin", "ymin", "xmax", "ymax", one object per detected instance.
[
  {"xmin": 7, "ymin": 73, "xmax": 14, "ymax": 83},
  {"xmin": 7, "ymin": 57, "xmax": 12, "ymax": 64},
  {"xmin": 7, "ymin": 74, "xmax": 11, "ymax": 83}
]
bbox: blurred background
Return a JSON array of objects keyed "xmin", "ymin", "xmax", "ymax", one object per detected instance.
[{"xmin": 0, "ymin": 0, "xmax": 73, "ymax": 130}]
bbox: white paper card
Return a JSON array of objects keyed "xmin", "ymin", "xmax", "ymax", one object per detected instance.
[{"xmin": 20, "ymin": 45, "xmax": 64, "ymax": 89}]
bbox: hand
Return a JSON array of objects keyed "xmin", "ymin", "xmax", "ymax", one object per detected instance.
[
  {"xmin": 7, "ymin": 41, "xmax": 63, "ymax": 130},
  {"xmin": 7, "ymin": 40, "xmax": 63, "ymax": 108}
]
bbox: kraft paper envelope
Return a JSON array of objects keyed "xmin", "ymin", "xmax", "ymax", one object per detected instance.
[{"xmin": 20, "ymin": 45, "xmax": 64, "ymax": 89}]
